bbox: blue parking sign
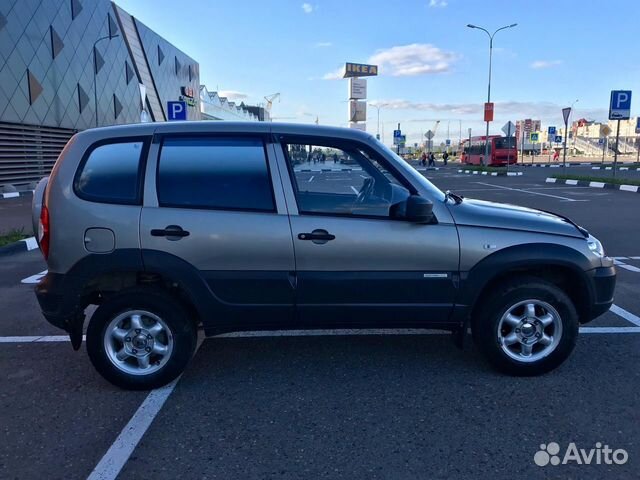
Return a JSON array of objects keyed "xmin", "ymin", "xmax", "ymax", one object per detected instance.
[
  {"xmin": 548, "ymin": 126, "xmax": 556, "ymax": 135},
  {"xmin": 609, "ymin": 90, "xmax": 632, "ymax": 120},
  {"xmin": 167, "ymin": 101, "xmax": 187, "ymax": 121}
]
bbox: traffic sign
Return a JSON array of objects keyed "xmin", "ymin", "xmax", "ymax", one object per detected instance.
[
  {"xmin": 530, "ymin": 132, "xmax": 539, "ymax": 142},
  {"xmin": 167, "ymin": 101, "xmax": 187, "ymax": 121},
  {"xmin": 548, "ymin": 126, "xmax": 557, "ymax": 135},
  {"xmin": 636, "ymin": 117, "xmax": 640, "ymax": 134},
  {"xmin": 502, "ymin": 121, "xmax": 515, "ymax": 136},
  {"xmin": 445, "ymin": 139, "xmax": 451, "ymax": 146},
  {"xmin": 555, "ymin": 135, "xmax": 562, "ymax": 143},
  {"xmin": 609, "ymin": 90, "xmax": 632, "ymax": 120},
  {"xmin": 600, "ymin": 124, "xmax": 612, "ymax": 137},
  {"xmin": 562, "ymin": 107, "xmax": 571, "ymax": 125},
  {"xmin": 393, "ymin": 129, "xmax": 402, "ymax": 138},
  {"xmin": 484, "ymin": 102, "xmax": 494, "ymax": 122},
  {"xmin": 598, "ymin": 138, "xmax": 605, "ymax": 145},
  {"xmin": 425, "ymin": 130, "xmax": 434, "ymax": 140}
]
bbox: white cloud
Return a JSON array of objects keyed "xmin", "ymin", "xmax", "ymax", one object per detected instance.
[
  {"xmin": 368, "ymin": 43, "xmax": 457, "ymax": 76},
  {"xmin": 530, "ymin": 60, "xmax": 562, "ymax": 69},
  {"xmin": 314, "ymin": 41, "xmax": 332, "ymax": 47},
  {"xmin": 372, "ymin": 99, "xmax": 608, "ymax": 122},
  {"xmin": 429, "ymin": 0, "xmax": 448, "ymax": 7},
  {"xmin": 322, "ymin": 66, "xmax": 345, "ymax": 80},
  {"xmin": 302, "ymin": 3, "xmax": 313, "ymax": 13},
  {"xmin": 218, "ymin": 90, "xmax": 248, "ymax": 100}
]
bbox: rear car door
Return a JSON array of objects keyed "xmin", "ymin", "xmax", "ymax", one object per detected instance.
[
  {"xmin": 140, "ymin": 132, "xmax": 296, "ymax": 331},
  {"xmin": 275, "ymin": 134, "xmax": 460, "ymax": 328}
]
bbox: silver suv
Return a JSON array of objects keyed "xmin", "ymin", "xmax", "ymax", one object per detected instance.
[{"xmin": 33, "ymin": 122, "xmax": 615, "ymax": 389}]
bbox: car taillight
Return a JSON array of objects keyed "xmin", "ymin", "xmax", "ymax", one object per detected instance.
[{"xmin": 38, "ymin": 205, "xmax": 50, "ymax": 260}]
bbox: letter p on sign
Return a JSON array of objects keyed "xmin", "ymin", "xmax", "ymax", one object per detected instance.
[{"xmin": 168, "ymin": 101, "xmax": 187, "ymax": 121}]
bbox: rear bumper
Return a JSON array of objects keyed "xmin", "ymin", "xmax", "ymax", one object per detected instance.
[
  {"xmin": 35, "ymin": 272, "xmax": 82, "ymax": 332},
  {"xmin": 583, "ymin": 266, "xmax": 616, "ymax": 322}
]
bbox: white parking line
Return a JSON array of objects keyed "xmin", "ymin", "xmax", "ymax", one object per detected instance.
[
  {"xmin": 308, "ymin": 175, "xmax": 314, "ymax": 182},
  {"xmin": 0, "ymin": 335, "xmax": 81, "ymax": 343},
  {"xmin": 21, "ymin": 270, "xmax": 47, "ymax": 284},
  {"xmin": 350, "ymin": 186, "xmax": 359, "ymax": 194},
  {"xmin": 580, "ymin": 327, "xmax": 640, "ymax": 333},
  {"xmin": 87, "ymin": 336, "xmax": 204, "ymax": 480},
  {"xmin": 475, "ymin": 182, "xmax": 586, "ymax": 201},
  {"xmin": 610, "ymin": 304, "xmax": 640, "ymax": 327},
  {"xmin": 87, "ymin": 380, "xmax": 181, "ymax": 480}
]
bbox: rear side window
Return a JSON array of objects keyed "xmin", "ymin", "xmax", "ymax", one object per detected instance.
[
  {"xmin": 157, "ymin": 137, "xmax": 275, "ymax": 212},
  {"xmin": 75, "ymin": 140, "xmax": 146, "ymax": 204}
]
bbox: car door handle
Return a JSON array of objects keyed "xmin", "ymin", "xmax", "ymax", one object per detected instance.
[
  {"xmin": 150, "ymin": 225, "xmax": 190, "ymax": 239},
  {"xmin": 298, "ymin": 230, "xmax": 335, "ymax": 242}
]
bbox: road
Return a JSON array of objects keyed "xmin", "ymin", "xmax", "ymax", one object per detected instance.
[{"xmin": 1, "ymin": 165, "xmax": 639, "ymax": 479}]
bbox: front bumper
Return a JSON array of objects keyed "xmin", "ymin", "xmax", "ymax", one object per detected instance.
[{"xmin": 583, "ymin": 265, "xmax": 616, "ymax": 322}]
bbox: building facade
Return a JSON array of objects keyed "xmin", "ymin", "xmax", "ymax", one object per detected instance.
[
  {"xmin": 0, "ymin": 0, "xmax": 200, "ymax": 187},
  {"xmin": 199, "ymin": 85, "xmax": 260, "ymax": 122}
]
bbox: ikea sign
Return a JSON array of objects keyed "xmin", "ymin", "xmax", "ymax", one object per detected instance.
[{"xmin": 343, "ymin": 62, "xmax": 378, "ymax": 78}]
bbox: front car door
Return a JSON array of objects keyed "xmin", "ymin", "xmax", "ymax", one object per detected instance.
[
  {"xmin": 140, "ymin": 124, "xmax": 296, "ymax": 333},
  {"xmin": 273, "ymin": 130, "xmax": 460, "ymax": 328}
]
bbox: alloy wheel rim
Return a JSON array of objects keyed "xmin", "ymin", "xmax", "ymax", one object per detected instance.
[
  {"xmin": 103, "ymin": 310, "xmax": 174, "ymax": 376},
  {"xmin": 497, "ymin": 299, "xmax": 562, "ymax": 363}
]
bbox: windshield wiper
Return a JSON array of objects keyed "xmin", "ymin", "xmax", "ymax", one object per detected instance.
[{"xmin": 445, "ymin": 190, "xmax": 464, "ymax": 204}]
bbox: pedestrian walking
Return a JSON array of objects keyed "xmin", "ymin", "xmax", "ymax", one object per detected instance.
[
  {"xmin": 428, "ymin": 152, "xmax": 436, "ymax": 167},
  {"xmin": 442, "ymin": 151, "xmax": 449, "ymax": 166},
  {"xmin": 421, "ymin": 152, "xmax": 427, "ymax": 166}
]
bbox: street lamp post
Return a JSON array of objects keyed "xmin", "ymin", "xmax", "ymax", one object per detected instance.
[
  {"xmin": 93, "ymin": 33, "xmax": 119, "ymax": 128},
  {"xmin": 467, "ymin": 23, "xmax": 517, "ymax": 165},
  {"xmin": 368, "ymin": 103, "xmax": 385, "ymax": 140}
]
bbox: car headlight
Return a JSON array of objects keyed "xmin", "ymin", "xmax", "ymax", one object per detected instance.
[{"xmin": 588, "ymin": 238, "xmax": 604, "ymax": 257}]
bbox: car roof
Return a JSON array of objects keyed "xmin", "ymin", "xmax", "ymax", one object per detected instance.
[{"xmin": 75, "ymin": 121, "xmax": 374, "ymax": 143}]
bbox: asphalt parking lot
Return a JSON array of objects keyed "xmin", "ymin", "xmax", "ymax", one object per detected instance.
[{"xmin": 1, "ymin": 164, "xmax": 639, "ymax": 479}]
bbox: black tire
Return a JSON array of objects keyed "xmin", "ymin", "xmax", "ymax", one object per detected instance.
[
  {"xmin": 472, "ymin": 277, "xmax": 579, "ymax": 376},
  {"xmin": 86, "ymin": 288, "xmax": 197, "ymax": 390}
]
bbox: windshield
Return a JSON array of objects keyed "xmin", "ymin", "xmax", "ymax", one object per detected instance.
[
  {"xmin": 494, "ymin": 137, "xmax": 516, "ymax": 149},
  {"xmin": 374, "ymin": 138, "xmax": 446, "ymax": 202}
]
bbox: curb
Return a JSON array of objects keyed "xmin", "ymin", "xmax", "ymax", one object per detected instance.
[
  {"xmin": 458, "ymin": 169, "xmax": 523, "ymax": 176},
  {"xmin": 0, "ymin": 236, "xmax": 38, "ymax": 256},
  {"xmin": 591, "ymin": 166, "xmax": 639, "ymax": 171},
  {"xmin": 1, "ymin": 190, "xmax": 34, "ymax": 200},
  {"xmin": 546, "ymin": 177, "xmax": 640, "ymax": 193}
]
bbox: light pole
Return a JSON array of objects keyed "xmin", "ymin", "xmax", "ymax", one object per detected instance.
[
  {"xmin": 369, "ymin": 103, "xmax": 385, "ymax": 140},
  {"xmin": 93, "ymin": 33, "xmax": 119, "ymax": 128},
  {"xmin": 467, "ymin": 23, "xmax": 517, "ymax": 165}
]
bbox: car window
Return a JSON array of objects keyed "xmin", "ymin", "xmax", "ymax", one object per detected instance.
[
  {"xmin": 75, "ymin": 140, "xmax": 145, "ymax": 204},
  {"xmin": 283, "ymin": 139, "xmax": 410, "ymax": 218},
  {"xmin": 157, "ymin": 136, "xmax": 275, "ymax": 212}
]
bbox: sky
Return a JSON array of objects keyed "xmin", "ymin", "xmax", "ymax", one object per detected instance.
[{"xmin": 116, "ymin": 0, "xmax": 640, "ymax": 146}]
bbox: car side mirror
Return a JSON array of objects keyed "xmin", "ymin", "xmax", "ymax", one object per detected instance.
[{"xmin": 405, "ymin": 195, "xmax": 434, "ymax": 223}]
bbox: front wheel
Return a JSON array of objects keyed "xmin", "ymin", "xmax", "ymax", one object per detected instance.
[
  {"xmin": 87, "ymin": 288, "xmax": 197, "ymax": 390},
  {"xmin": 473, "ymin": 278, "xmax": 579, "ymax": 376}
]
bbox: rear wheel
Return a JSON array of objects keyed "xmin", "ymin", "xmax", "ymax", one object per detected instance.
[
  {"xmin": 87, "ymin": 289, "xmax": 197, "ymax": 390},
  {"xmin": 473, "ymin": 278, "xmax": 578, "ymax": 376}
]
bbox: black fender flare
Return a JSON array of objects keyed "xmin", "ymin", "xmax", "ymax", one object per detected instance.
[{"xmin": 458, "ymin": 242, "xmax": 594, "ymax": 319}]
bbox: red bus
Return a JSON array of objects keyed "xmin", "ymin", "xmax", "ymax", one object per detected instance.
[{"xmin": 460, "ymin": 135, "xmax": 517, "ymax": 166}]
